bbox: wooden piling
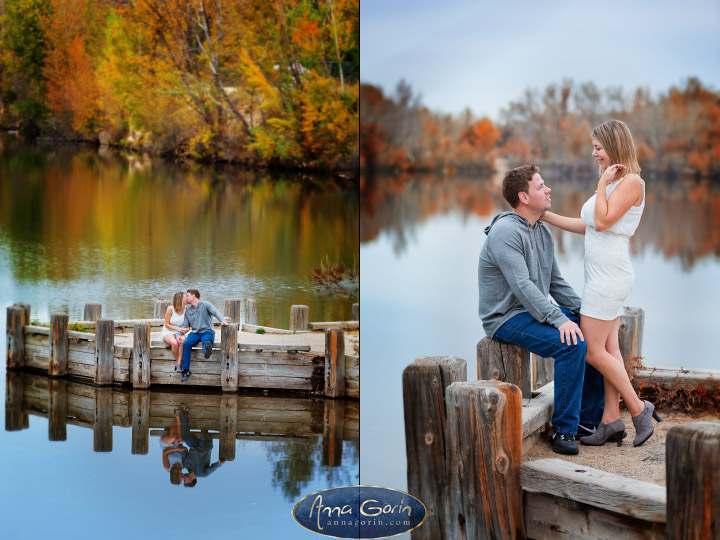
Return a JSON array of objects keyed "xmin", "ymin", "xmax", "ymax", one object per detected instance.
[
  {"xmin": 13, "ymin": 302, "xmax": 31, "ymax": 323},
  {"xmin": 322, "ymin": 399, "xmax": 345, "ymax": 467},
  {"xmin": 132, "ymin": 322, "xmax": 151, "ymax": 389},
  {"xmin": 477, "ymin": 337, "xmax": 531, "ymax": 401},
  {"xmin": 94, "ymin": 318, "xmax": 115, "ymax": 385},
  {"xmin": 402, "ymin": 356, "xmax": 467, "ymax": 540},
  {"xmin": 131, "ymin": 390, "xmax": 150, "ymax": 455},
  {"xmin": 531, "ymin": 354, "xmax": 554, "ymax": 390},
  {"xmin": 666, "ymin": 422, "xmax": 720, "ymax": 540},
  {"xmin": 219, "ymin": 394, "xmax": 237, "ymax": 461},
  {"xmin": 352, "ymin": 303, "xmax": 359, "ymax": 321},
  {"xmin": 83, "ymin": 302, "xmax": 102, "ymax": 322},
  {"xmin": 445, "ymin": 380, "xmax": 525, "ymax": 540},
  {"xmin": 5, "ymin": 371, "xmax": 26, "ymax": 431},
  {"xmin": 619, "ymin": 306, "xmax": 644, "ymax": 364},
  {"xmin": 49, "ymin": 313, "xmax": 69, "ymax": 377},
  {"xmin": 221, "ymin": 323, "xmax": 239, "ymax": 392},
  {"xmin": 223, "ymin": 299, "xmax": 242, "ymax": 324},
  {"xmin": 153, "ymin": 299, "xmax": 170, "ymax": 319},
  {"xmin": 48, "ymin": 379, "xmax": 68, "ymax": 441},
  {"xmin": 324, "ymin": 328, "xmax": 345, "ymax": 398},
  {"xmin": 93, "ymin": 387, "xmax": 113, "ymax": 452},
  {"xmin": 245, "ymin": 299, "xmax": 257, "ymax": 325},
  {"xmin": 6, "ymin": 305, "xmax": 26, "ymax": 369},
  {"xmin": 290, "ymin": 305, "xmax": 309, "ymax": 331}
]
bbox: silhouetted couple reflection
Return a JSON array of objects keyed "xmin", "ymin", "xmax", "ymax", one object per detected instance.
[{"xmin": 161, "ymin": 404, "xmax": 225, "ymax": 487}]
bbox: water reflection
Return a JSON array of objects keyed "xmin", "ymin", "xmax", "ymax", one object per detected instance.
[
  {"xmin": 361, "ymin": 173, "xmax": 720, "ymax": 269},
  {"xmin": 6, "ymin": 371, "xmax": 359, "ymax": 499},
  {"xmin": 0, "ymin": 135, "xmax": 359, "ymax": 325}
]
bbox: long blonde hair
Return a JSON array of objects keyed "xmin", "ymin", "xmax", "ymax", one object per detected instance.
[
  {"xmin": 592, "ymin": 119, "xmax": 641, "ymax": 183},
  {"xmin": 172, "ymin": 291, "xmax": 185, "ymax": 313}
]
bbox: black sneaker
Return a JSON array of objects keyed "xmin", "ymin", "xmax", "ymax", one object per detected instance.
[
  {"xmin": 551, "ymin": 432, "xmax": 579, "ymax": 455},
  {"xmin": 181, "ymin": 370, "xmax": 191, "ymax": 382},
  {"xmin": 203, "ymin": 343, "xmax": 212, "ymax": 359}
]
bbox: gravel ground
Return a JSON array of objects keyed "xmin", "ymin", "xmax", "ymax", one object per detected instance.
[{"xmin": 524, "ymin": 409, "xmax": 720, "ymax": 486}]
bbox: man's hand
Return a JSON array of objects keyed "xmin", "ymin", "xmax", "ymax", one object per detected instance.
[
  {"xmin": 221, "ymin": 321, "xmax": 229, "ymax": 326},
  {"xmin": 558, "ymin": 320, "xmax": 584, "ymax": 345}
]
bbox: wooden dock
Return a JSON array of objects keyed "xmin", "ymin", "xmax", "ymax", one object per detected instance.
[
  {"xmin": 402, "ymin": 306, "xmax": 720, "ymax": 539},
  {"xmin": 6, "ymin": 371, "xmax": 358, "ymax": 462},
  {"xmin": 6, "ymin": 301, "xmax": 359, "ymax": 398}
]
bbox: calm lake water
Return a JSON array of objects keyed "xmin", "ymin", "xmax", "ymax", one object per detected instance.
[
  {"xmin": 359, "ymin": 172, "xmax": 720, "ymax": 537},
  {"xmin": 0, "ymin": 135, "xmax": 359, "ymax": 539}
]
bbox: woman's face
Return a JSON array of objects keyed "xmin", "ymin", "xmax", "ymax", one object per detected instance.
[{"xmin": 591, "ymin": 138, "xmax": 611, "ymax": 170}]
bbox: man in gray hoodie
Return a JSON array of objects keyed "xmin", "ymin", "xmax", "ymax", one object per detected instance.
[
  {"xmin": 478, "ymin": 164, "xmax": 604, "ymax": 454},
  {"xmin": 179, "ymin": 289, "xmax": 229, "ymax": 382}
]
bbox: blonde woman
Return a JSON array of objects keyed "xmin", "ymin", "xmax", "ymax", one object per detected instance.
[
  {"xmin": 162, "ymin": 291, "xmax": 189, "ymax": 372},
  {"xmin": 542, "ymin": 119, "xmax": 661, "ymax": 447}
]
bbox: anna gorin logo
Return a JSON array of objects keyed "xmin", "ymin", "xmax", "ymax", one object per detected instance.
[{"xmin": 293, "ymin": 485, "xmax": 427, "ymax": 539}]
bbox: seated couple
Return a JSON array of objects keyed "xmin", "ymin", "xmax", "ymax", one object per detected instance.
[
  {"xmin": 478, "ymin": 120, "xmax": 660, "ymax": 455},
  {"xmin": 161, "ymin": 289, "xmax": 229, "ymax": 382}
]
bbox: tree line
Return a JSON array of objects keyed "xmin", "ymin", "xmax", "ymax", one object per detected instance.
[
  {"xmin": 0, "ymin": 0, "xmax": 359, "ymax": 170},
  {"xmin": 360, "ymin": 77, "xmax": 720, "ymax": 178}
]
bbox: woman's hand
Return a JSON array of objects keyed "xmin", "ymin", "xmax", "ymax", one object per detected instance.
[{"xmin": 599, "ymin": 163, "xmax": 626, "ymax": 185}]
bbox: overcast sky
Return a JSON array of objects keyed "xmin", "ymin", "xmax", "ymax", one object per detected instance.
[{"xmin": 361, "ymin": 0, "xmax": 720, "ymax": 119}]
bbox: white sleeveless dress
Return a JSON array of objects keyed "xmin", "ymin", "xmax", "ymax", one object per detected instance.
[
  {"xmin": 161, "ymin": 306, "xmax": 186, "ymax": 338},
  {"xmin": 580, "ymin": 176, "xmax": 645, "ymax": 320}
]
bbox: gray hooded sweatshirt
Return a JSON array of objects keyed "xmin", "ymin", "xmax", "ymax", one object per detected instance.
[{"xmin": 478, "ymin": 211, "xmax": 581, "ymax": 338}]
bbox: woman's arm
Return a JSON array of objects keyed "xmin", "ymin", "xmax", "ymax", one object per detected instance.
[
  {"xmin": 541, "ymin": 212, "xmax": 586, "ymax": 235},
  {"xmin": 595, "ymin": 169, "xmax": 641, "ymax": 232}
]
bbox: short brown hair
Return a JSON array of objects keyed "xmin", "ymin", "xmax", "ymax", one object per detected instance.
[
  {"xmin": 502, "ymin": 163, "xmax": 539, "ymax": 208},
  {"xmin": 170, "ymin": 463, "xmax": 182, "ymax": 485},
  {"xmin": 187, "ymin": 289, "xmax": 200, "ymax": 299}
]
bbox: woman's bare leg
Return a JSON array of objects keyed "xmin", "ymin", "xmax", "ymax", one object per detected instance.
[
  {"xmin": 599, "ymin": 318, "xmax": 624, "ymax": 423},
  {"xmin": 163, "ymin": 334, "xmax": 181, "ymax": 366},
  {"xmin": 581, "ymin": 315, "xmax": 644, "ymax": 418}
]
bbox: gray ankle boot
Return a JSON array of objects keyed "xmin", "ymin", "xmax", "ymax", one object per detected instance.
[
  {"xmin": 579, "ymin": 418, "xmax": 626, "ymax": 446},
  {"xmin": 631, "ymin": 400, "xmax": 662, "ymax": 447}
]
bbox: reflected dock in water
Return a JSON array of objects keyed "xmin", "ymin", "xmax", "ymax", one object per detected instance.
[{"xmin": 5, "ymin": 371, "xmax": 358, "ymax": 467}]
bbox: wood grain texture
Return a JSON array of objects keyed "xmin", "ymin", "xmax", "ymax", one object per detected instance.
[
  {"xmin": 290, "ymin": 305, "xmax": 309, "ymax": 331},
  {"xmin": 131, "ymin": 390, "xmax": 150, "ymax": 455},
  {"xmin": 520, "ymin": 458, "xmax": 666, "ymax": 523},
  {"xmin": 352, "ymin": 303, "xmax": 359, "ymax": 322},
  {"xmin": 308, "ymin": 321, "xmax": 359, "ymax": 331},
  {"xmin": 220, "ymin": 394, "xmax": 237, "ymax": 461},
  {"xmin": 245, "ymin": 299, "xmax": 258, "ymax": 325},
  {"xmin": 666, "ymin": 422, "xmax": 720, "ymax": 540},
  {"xmin": 221, "ymin": 323, "xmax": 239, "ymax": 392},
  {"xmin": 324, "ymin": 328, "xmax": 345, "ymax": 398},
  {"xmin": 477, "ymin": 337, "xmax": 531, "ymax": 401},
  {"xmin": 5, "ymin": 371, "xmax": 26, "ymax": 431},
  {"xmin": 322, "ymin": 399, "xmax": 345, "ymax": 467},
  {"xmin": 531, "ymin": 354, "xmax": 554, "ymax": 390},
  {"xmin": 523, "ymin": 490, "xmax": 667, "ymax": 540},
  {"xmin": 13, "ymin": 302, "xmax": 31, "ymax": 324},
  {"xmin": 634, "ymin": 366, "xmax": 720, "ymax": 389},
  {"xmin": 223, "ymin": 299, "xmax": 242, "ymax": 324},
  {"xmin": 94, "ymin": 387, "xmax": 113, "ymax": 452},
  {"xmin": 619, "ymin": 306, "xmax": 644, "ymax": 363},
  {"xmin": 403, "ymin": 356, "xmax": 467, "ymax": 540},
  {"xmin": 445, "ymin": 380, "xmax": 525, "ymax": 540},
  {"xmin": 7, "ymin": 306, "xmax": 26, "ymax": 369},
  {"xmin": 94, "ymin": 319, "xmax": 115, "ymax": 385},
  {"xmin": 521, "ymin": 382, "xmax": 554, "ymax": 455},
  {"xmin": 153, "ymin": 299, "xmax": 170, "ymax": 319},
  {"xmin": 132, "ymin": 323, "xmax": 151, "ymax": 389},
  {"xmin": 49, "ymin": 314, "xmax": 69, "ymax": 377},
  {"xmin": 83, "ymin": 302, "xmax": 102, "ymax": 322},
  {"xmin": 48, "ymin": 379, "xmax": 68, "ymax": 441}
]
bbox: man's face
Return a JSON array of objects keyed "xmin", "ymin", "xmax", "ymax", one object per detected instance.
[
  {"xmin": 522, "ymin": 173, "xmax": 552, "ymax": 213},
  {"xmin": 185, "ymin": 292, "xmax": 193, "ymax": 304}
]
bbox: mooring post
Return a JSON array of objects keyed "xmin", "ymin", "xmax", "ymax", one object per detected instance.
[
  {"xmin": 153, "ymin": 299, "xmax": 170, "ymax": 319},
  {"xmin": 93, "ymin": 387, "xmax": 113, "ymax": 452},
  {"xmin": 6, "ymin": 305, "xmax": 26, "ymax": 369},
  {"xmin": 322, "ymin": 399, "xmax": 345, "ymax": 467},
  {"xmin": 223, "ymin": 299, "xmax": 242, "ymax": 324},
  {"xmin": 221, "ymin": 323, "xmax": 239, "ymax": 392},
  {"xmin": 445, "ymin": 380, "xmax": 525, "ymax": 540},
  {"xmin": 94, "ymin": 318, "xmax": 115, "ymax": 385},
  {"xmin": 131, "ymin": 390, "xmax": 150, "ymax": 455},
  {"xmin": 48, "ymin": 379, "xmax": 68, "ymax": 442},
  {"xmin": 290, "ymin": 305, "xmax": 309, "ymax": 331},
  {"xmin": 402, "ymin": 356, "xmax": 467, "ymax": 540},
  {"xmin": 219, "ymin": 394, "xmax": 237, "ymax": 462},
  {"xmin": 477, "ymin": 337, "xmax": 532, "ymax": 401},
  {"xmin": 245, "ymin": 299, "xmax": 258, "ymax": 325},
  {"xmin": 13, "ymin": 302, "xmax": 31, "ymax": 323},
  {"xmin": 352, "ymin": 303, "xmax": 359, "ymax": 321},
  {"xmin": 83, "ymin": 302, "xmax": 102, "ymax": 322},
  {"xmin": 666, "ymin": 422, "xmax": 720, "ymax": 540},
  {"xmin": 5, "ymin": 371, "xmax": 26, "ymax": 432},
  {"xmin": 132, "ymin": 322, "xmax": 151, "ymax": 389},
  {"xmin": 49, "ymin": 313, "xmax": 69, "ymax": 377},
  {"xmin": 531, "ymin": 354, "xmax": 554, "ymax": 390},
  {"xmin": 619, "ymin": 306, "xmax": 644, "ymax": 365},
  {"xmin": 324, "ymin": 328, "xmax": 345, "ymax": 398}
]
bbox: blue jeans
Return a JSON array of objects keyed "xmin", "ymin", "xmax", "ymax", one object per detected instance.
[
  {"xmin": 181, "ymin": 330, "xmax": 215, "ymax": 371},
  {"xmin": 493, "ymin": 307, "xmax": 604, "ymax": 436}
]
